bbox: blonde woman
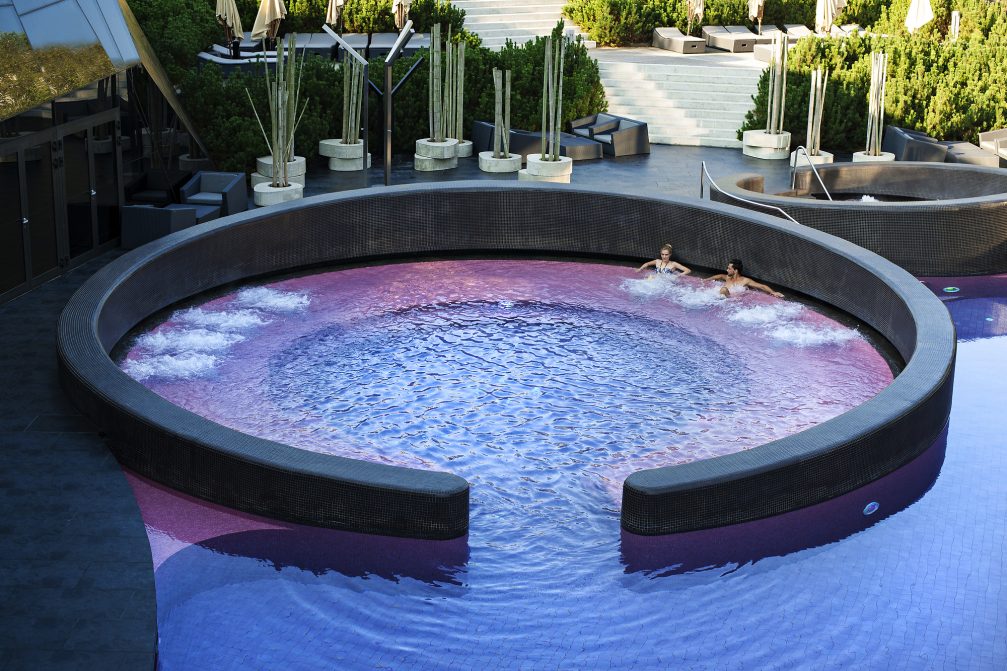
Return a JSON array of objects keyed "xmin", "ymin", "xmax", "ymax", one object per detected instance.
[{"xmin": 635, "ymin": 244, "xmax": 691, "ymax": 276}]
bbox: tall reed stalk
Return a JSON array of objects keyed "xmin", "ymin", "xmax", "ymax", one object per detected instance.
[
  {"xmin": 540, "ymin": 35, "xmax": 566, "ymax": 161},
  {"xmin": 765, "ymin": 34, "xmax": 788, "ymax": 135},
  {"xmin": 865, "ymin": 52, "xmax": 888, "ymax": 156},
  {"xmin": 806, "ymin": 67, "xmax": 828, "ymax": 156},
  {"xmin": 492, "ymin": 68, "xmax": 511, "ymax": 159},
  {"xmin": 341, "ymin": 59, "xmax": 365, "ymax": 144},
  {"xmin": 246, "ymin": 35, "xmax": 309, "ymax": 187}
]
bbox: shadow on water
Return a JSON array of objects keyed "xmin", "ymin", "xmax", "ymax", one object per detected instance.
[
  {"xmin": 194, "ymin": 527, "xmax": 471, "ymax": 586},
  {"xmin": 619, "ymin": 428, "xmax": 947, "ymax": 577}
]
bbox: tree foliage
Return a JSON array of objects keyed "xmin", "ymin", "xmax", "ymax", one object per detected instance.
[{"xmin": 738, "ymin": 2, "xmax": 1007, "ymax": 152}]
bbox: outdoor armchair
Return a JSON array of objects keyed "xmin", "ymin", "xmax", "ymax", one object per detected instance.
[
  {"xmin": 121, "ymin": 205, "xmax": 198, "ymax": 250},
  {"xmin": 180, "ymin": 171, "xmax": 247, "ymax": 216},
  {"xmin": 569, "ymin": 114, "xmax": 651, "ymax": 157}
]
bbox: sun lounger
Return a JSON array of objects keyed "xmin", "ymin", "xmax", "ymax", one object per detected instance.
[
  {"xmin": 829, "ymin": 23, "xmax": 861, "ymax": 37},
  {"xmin": 702, "ymin": 25, "xmax": 755, "ymax": 53},
  {"xmin": 652, "ymin": 27, "xmax": 706, "ymax": 54},
  {"xmin": 758, "ymin": 25, "xmax": 793, "ymax": 43},
  {"xmin": 784, "ymin": 24, "xmax": 815, "ymax": 39},
  {"xmin": 725, "ymin": 25, "xmax": 772, "ymax": 45}
]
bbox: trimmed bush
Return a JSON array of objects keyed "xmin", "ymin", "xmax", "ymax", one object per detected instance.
[
  {"xmin": 563, "ymin": 0, "xmax": 818, "ymax": 45},
  {"xmin": 128, "ymin": 0, "xmax": 219, "ymax": 82},
  {"xmin": 738, "ymin": 3, "xmax": 1007, "ymax": 153}
]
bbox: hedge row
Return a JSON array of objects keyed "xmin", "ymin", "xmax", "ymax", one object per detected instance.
[
  {"xmin": 562, "ymin": 0, "xmax": 820, "ymax": 45},
  {"xmin": 179, "ymin": 24, "xmax": 607, "ymax": 172},
  {"xmin": 738, "ymin": 0, "xmax": 1007, "ymax": 152}
]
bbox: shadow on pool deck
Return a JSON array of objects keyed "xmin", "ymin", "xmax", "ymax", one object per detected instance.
[{"xmin": 0, "ymin": 145, "xmax": 793, "ymax": 670}]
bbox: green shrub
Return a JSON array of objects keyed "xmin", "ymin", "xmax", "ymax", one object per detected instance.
[
  {"xmin": 496, "ymin": 26, "xmax": 608, "ymax": 130},
  {"xmin": 738, "ymin": 17, "xmax": 1007, "ymax": 152},
  {"xmin": 563, "ymin": 0, "xmax": 819, "ymax": 45},
  {"xmin": 129, "ymin": 0, "xmax": 219, "ymax": 82},
  {"xmin": 179, "ymin": 25, "xmax": 608, "ymax": 168}
]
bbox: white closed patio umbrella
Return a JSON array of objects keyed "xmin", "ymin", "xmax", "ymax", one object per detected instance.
[
  {"xmin": 393, "ymin": 0, "xmax": 412, "ymax": 30},
  {"xmin": 905, "ymin": 0, "xmax": 934, "ymax": 34},
  {"xmin": 815, "ymin": 0, "xmax": 846, "ymax": 34},
  {"xmin": 686, "ymin": 0, "xmax": 705, "ymax": 36},
  {"xmin": 325, "ymin": 0, "xmax": 344, "ymax": 28},
  {"xmin": 748, "ymin": 0, "xmax": 765, "ymax": 35},
  {"xmin": 251, "ymin": 0, "xmax": 287, "ymax": 41},
  {"xmin": 216, "ymin": 0, "xmax": 244, "ymax": 44}
]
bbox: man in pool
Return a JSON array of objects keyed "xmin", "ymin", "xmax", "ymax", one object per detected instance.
[{"xmin": 708, "ymin": 259, "xmax": 784, "ymax": 298}]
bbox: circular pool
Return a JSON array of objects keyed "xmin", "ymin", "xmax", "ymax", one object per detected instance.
[
  {"xmin": 713, "ymin": 162, "xmax": 1007, "ymax": 276},
  {"xmin": 57, "ymin": 183, "xmax": 956, "ymax": 538}
]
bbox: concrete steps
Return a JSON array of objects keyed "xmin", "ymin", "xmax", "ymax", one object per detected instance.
[
  {"xmin": 453, "ymin": 0, "xmax": 595, "ymax": 50},
  {"xmin": 595, "ymin": 56, "xmax": 765, "ymax": 148}
]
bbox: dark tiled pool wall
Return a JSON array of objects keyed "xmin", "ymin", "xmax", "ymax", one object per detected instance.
[
  {"xmin": 621, "ymin": 425, "xmax": 948, "ymax": 574},
  {"xmin": 57, "ymin": 183, "xmax": 955, "ymax": 537},
  {"xmin": 713, "ymin": 163, "xmax": 1007, "ymax": 276}
]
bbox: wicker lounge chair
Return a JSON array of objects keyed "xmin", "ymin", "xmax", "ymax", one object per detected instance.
[
  {"xmin": 121, "ymin": 204, "xmax": 199, "ymax": 250},
  {"xmin": 702, "ymin": 25, "xmax": 755, "ymax": 52},
  {"xmin": 179, "ymin": 171, "xmax": 247, "ymax": 217},
  {"xmin": 652, "ymin": 27, "xmax": 705, "ymax": 54},
  {"xmin": 725, "ymin": 25, "xmax": 772, "ymax": 45},
  {"xmin": 569, "ymin": 114, "xmax": 651, "ymax": 157}
]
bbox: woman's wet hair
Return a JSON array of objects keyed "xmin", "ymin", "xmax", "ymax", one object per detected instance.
[{"xmin": 661, "ymin": 243, "xmax": 673, "ymax": 254}]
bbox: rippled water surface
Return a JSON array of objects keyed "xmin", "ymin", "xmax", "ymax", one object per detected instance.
[{"xmin": 118, "ymin": 260, "xmax": 914, "ymax": 669}]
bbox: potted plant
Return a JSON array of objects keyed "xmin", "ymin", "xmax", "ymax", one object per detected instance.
[
  {"xmin": 791, "ymin": 67, "xmax": 833, "ymax": 166},
  {"xmin": 319, "ymin": 58, "xmax": 370, "ymax": 171},
  {"xmin": 743, "ymin": 34, "xmax": 791, "ymax": 159},
  {"xmin": 479, "ymin": 67, "xmax": 521, "ymax": 173},
  {"xmin": 853, "ymin": 52, "xmax": 895, "ymax": 163},
  {"xmin": 246, "ymin": 35, "xmax": 309, "ymax": 206},
  {"xmin": 415, "ymin": 23, "xmax": 459, "ymax": 171},
  {"xmin": 520, "ymin": 34, "xmax": 572, "ymax": 183}
]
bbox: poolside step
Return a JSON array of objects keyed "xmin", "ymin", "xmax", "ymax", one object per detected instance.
[
  {"xmin": 594, "ymin": 53, "xmax": 765, "ymax": 148},
  {"xmin": 453, "ymin": 0, "xmax": 595, "ymax": 50}
]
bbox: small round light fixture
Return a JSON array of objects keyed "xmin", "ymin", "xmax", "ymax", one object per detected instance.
[
  {"xmin": 863, "ymin": 501, "xmax": 880, "ymax": 516},
  {"xmin": 987, "ymin": 317, "xmax": 994, "ymax": 322},
  {"xmin": 943, "ymin": 287, "xmax": 960, "ymax": 293}
]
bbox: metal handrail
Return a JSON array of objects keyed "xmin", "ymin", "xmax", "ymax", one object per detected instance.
[
  {"xmin": 790, "ymin": 145, "xmax": 833, "ymax": 200},
  {"xmin": 700, "ymin": 161, "xmax": 801, "ymax": 225}
]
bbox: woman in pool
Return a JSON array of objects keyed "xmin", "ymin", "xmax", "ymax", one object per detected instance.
[{"xmin": 635, "ymin": 244, "xmax": 691, "ymax": 276}]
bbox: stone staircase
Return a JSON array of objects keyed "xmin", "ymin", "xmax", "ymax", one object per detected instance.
[
  {"xmin": 595, "ymin": 55, "xmax": 766, "ymax": 148},
  {"xmin": 452, "ymin": 0, "xmax": 594, "ymax": 50}
]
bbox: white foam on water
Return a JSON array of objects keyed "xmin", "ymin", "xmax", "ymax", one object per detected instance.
[
  {"xmin": 621, "ymin": 275, "xmax": 678, "ymax": 300},
  {"xmin": 767, "ymin": 323, "xmax": 861, "ymax": 347},
  {"xmin": 137, "ymin": 329, "xmax": 245, "ymax": 354},
  {"xmin": 235, "ymin": 287, "xmax": 309, "ymax": 312},
  {"xmin": 174, "ymin": 307, "xmax": 269, "ymax": 331},
  {"xmin": 727, "ymin": 303, "xmax": 804, "ymax": 326},
  {"xmin": 861, "ymin": 195, "xmax": 878, "ymax": 202},
  {"xmin": 123, "ymin": 352, "xmax": 218, "ymax": 381}
]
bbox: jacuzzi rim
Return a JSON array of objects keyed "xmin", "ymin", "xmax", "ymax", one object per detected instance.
[{"xmin": 57, "ymin": 182, "xmax": 956, "ymax": 538}]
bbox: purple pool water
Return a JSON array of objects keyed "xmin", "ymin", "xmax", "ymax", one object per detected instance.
[{"xmin": 119, "ymin": 260, "xmax": 911, "ymax": 669}]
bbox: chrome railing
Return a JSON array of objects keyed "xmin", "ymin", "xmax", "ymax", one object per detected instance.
[
  {"xmin": 789, "ymin": 145, "xmax": 833, "ymax": 200},
  {"xmin": 700, "ymin": 161, "xmax": 801, "ymax": 225}
]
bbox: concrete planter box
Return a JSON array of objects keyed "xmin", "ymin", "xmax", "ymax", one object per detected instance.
[
  {"xmin": 455, "ymin": 139, "xmax": 473, "ymax": 158},
  {"xmin": 521, "ymin": 154, "xmax": 573, "ymax": 183},
  {"xmin": 253, "ymin": 182, "xmax": 303, "ymax": 207},
  {"xmin": 790, "ymin": 150, "xmax": 834, "ymax": 168},
  {"xmin": 178, "ymin": 153, "xmax": 214, "ymax": 171},
  {"xmin": 478, "ymin": 151, "xmax": 522, "ymax": 173},
  {"xmin": 742, "ymin": 130, "xmax": 791, "ymax": 160},
  {"xmin": 319, "ymin": 139, "xmax": 370, "ymax": 171},
  {"xmin": 415, "ymin": 138, "xmax": 458, "ymax": 171},
  {"xmin": 251, "ymin": 172, "xmax": 306, "ymax": 187},
  {"xmin": 256, "ymin": 155, "xmax": 306, "ymax": 179},
  {"xmin": 852, "ymin": 151, "xmax": 896, "ymax": 163}
]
